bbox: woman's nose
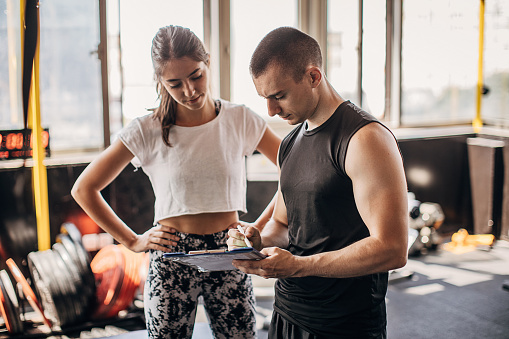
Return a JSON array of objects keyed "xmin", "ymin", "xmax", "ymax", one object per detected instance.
[{"xmin": 183, "ymin": 82, "xmax": 195, "ymax": 97}]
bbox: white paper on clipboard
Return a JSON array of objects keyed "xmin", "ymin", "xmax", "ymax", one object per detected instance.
[{"xmin": 163, "ymin": 247, "xmax": 266, "ymax": 272}]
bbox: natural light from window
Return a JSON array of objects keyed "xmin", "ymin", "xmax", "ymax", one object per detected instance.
[
  {"xmin": 230, "ymin": 0, "xmax": 298, "ymax": 123},
  {"xmin": 119, "ymin": 0, "xmax": 204, "ymax": 124}
]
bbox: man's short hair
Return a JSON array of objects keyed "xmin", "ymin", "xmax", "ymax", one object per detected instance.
[{"xmin": 250, "ymin": 27, "xmax": 323, "ymax": 82}]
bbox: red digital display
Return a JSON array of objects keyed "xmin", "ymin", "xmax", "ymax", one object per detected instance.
[{"xmin": 0, "ymin": 129, "xmax": 50, "ymax": 160}]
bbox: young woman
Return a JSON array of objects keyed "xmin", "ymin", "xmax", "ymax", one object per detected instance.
[{"xmin": 71, "ymin": 25, "xmax": 280, "ymax": 338}]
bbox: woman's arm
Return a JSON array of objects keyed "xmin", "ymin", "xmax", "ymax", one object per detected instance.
[
  {"xmin": 258, "ymin": 184, "xmax": 289, "ymax": 249},
  {"xmin": 251, "ymin": 126, "xmax": 282, "ymax": 231},
  {"xmin": 255, "ymin": 126, "xmax": 280, "ymax": 166},
  {"xmin": 229, "ymin": 162, "xmax": 289, "ymax": 252},
  {"xmin": 71, "ymin": 139, "xmax": 179, "ymax": 252}
]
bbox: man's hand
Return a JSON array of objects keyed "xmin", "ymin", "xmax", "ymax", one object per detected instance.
[{"xmin": 232, "ymin": 247, "xmax": 303, "ymax": 279}]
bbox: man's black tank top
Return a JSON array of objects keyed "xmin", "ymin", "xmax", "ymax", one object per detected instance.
[{"xmin": 275, "ymin": 101, "xmax": 389, "ymax": 337}]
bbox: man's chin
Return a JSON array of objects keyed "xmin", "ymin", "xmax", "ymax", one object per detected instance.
[
  {"xmin": 283, "ymin": 117, "xmax": 302, "ymax": 125},
  {"xmin": 279, "ymin": 114, "xmax": 294, "ymax": 124}
]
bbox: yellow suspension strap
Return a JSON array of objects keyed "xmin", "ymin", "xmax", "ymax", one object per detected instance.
[
  {"xmin": 21, "ymin": 0, "xmax": 51, "ymax": 251},
  {"xmin": 473, "ymin": 0, "xmax": 485, "ymax": 132}
]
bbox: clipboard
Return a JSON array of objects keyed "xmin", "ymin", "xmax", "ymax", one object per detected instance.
[{"xmin": 163, "ymin": 247, "xmax": 266, "ymax": 272}]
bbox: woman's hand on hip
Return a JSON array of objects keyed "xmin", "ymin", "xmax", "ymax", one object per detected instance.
[{"xmin": 129, "ymin": 224, "xmax": 180, "ymax": 252}]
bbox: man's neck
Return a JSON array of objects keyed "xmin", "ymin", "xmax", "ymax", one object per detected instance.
[{"xmin": 306, "ymin": 80, "xmax": 344, "ymax": 130}]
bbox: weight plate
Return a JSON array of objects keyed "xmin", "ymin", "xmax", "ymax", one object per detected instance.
[
  {"xmin": 50, "ymin": 247, "xmax": 83, "ymax": 324},
  {"xmin": 117, "ymin": 246, "xmax": 134, "ymax": 314},
  {"xmin": 40, "ymin": 250, "xmax": 77, "ymax": 326},
  {"xmin": 90, "ymin": 244, "xmax": 125, "ymax": 319},
  {"xmin": 60, "ymin": 222, "xmax": 84, "ymax": 245},
  {"xmin": 37, "ymin": 251, "xmax": 69, "ymax": 325},
  {"xmin": 0, "ymin": 270, "xmax": 23, "ymax": 334},
  {"xmin": 27, "ymin": 251, "xmax": 62, "ymax": 328},
  {"xmin": 108, "ymin": 245, "xmax": 135, "ymax": 318},
  {"xmin": 56, "ymin": 233, "xmax": 96, "ymax": 307},
  {"xmin": 6, "ymin": 258, "xmax": 52, "ymax": 329},
  {"xmin": 127, "ymin": 249, "xmax": 145, "ymax": 305},
  {"xmin": 111, "ymin": 247, "xmax": 146, "ymax": 318},
  {"xmin": 0, "ymin": 274, "xmax": 14, "ymax": 333},
  {"xmin": 52, "ymin": 242, "xmax": 88, "ymax": 316},
  {"xmin": 0, "ymin": 276, "xmax": 21, "ymax": 334},
  {"xmin": 60, "ymin": 226, "xmax": 91, "ymax": 270},
  {"xmin": 1, "ymin": 217, "xmax": 37, "ymax": 279},
  {"xmin": 56, "ymin": 234, "xmax": 86, "ymax": 279},
  {"xmin": 56, "ymin": 234, "xmax": 96, "ymax": 297}
]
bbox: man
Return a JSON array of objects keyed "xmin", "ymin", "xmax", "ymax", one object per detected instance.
[{"xmin": 228, "ymin": 27, "xmax": 408, "ymax": 338}]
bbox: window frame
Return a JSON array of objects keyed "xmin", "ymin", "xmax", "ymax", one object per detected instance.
[{"xmin": 99, "ymin": 0, "xmax": 508, "ymax": 152}]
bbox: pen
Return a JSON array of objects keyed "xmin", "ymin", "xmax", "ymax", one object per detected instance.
[{"xmin": 237, "ymin": 225, "xmax": 252, "ymax": 247}]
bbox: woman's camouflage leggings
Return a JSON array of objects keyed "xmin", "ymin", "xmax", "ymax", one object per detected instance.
[{"xmin": 144, "ymin": 229, "xmax": 257, "ymax": 339}]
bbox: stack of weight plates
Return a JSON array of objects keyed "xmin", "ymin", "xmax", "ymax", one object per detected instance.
[
  {"xmin": 24, "ymin": 223, "xmax": 96, "ymax": 329},
  {"xmin": 1, "ymin": 223, "xmax": 150, "ymax": 334},
  {"xmin": 91, "ymin": 244, "xmax": 148, "ymax": 319}
]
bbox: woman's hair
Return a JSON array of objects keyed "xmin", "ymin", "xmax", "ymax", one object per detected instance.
[
  {"xmin": 250, "ymin": 27, "xmax": 322, "ymax": 82},
  {"xmin": 151, "ymin": 25, "xmax": 209, "ymax": 146}
]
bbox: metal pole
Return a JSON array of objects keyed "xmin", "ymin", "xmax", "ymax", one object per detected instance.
[
  {"xmin": 218, "ymin": 0, "xmax": 230, "ymax": 101},
  {"xmin": 99, "ymin": 0, "xmax": 111, "ymax": 148},
  {"xmin": 473, "ymin": 0, "xmax": 485, "ymax": 132}
]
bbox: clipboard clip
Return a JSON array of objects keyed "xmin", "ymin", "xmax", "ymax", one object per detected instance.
[{"xmin": 188, "ymin": 249, "xmax": 227, "ymax": 254}]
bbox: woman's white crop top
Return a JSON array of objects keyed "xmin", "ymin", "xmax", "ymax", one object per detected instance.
[{"xmin": 117, "ymin": 99, "xmax": 267, "ymax": 224}]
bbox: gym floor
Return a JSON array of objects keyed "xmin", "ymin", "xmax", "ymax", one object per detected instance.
[{"xmin": 385, "ymin": 239, "xmax": 509, "ymax": 339}]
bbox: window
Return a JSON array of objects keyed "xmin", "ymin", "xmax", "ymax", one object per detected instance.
[
  {"xmin": 482, "ymin": 0, "xmax": 509, "ymax": 127},
  {"xmin": 0, "ymin": 0, "xmax": 23, "ymax": 130},
  {"xmin": 401, "ymin": 0, "xmax": 478, "ymax": 125},
  {"xmin": 327, "ymin": 0, "xmax": 360, "ymax": 107},
  {"xmin": 1, "ymin": 1, "xmax": 103, "ymax": 151},
  {"xmin": 327, "ymin": 0, "xmax": 386, "ymax": 119},
  {"xmin": 118, "ymin": 0, "xmax": 204, "ymax": 125},
  {"xmin": 230, "ymin": 0, "xmax": 298, "ymax": 122},
  {"xmin": 362, "ymin": 0, "xmax": 386, "ymax": 119}
]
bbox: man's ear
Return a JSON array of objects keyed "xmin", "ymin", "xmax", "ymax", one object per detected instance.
[{"xmin": 308, "ymin": 66, "xmax": 322, "ymax": 88}]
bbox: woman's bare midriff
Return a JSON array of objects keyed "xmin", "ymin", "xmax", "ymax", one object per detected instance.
[{"xmin": 157, "ymin": 211, "xmax": 239, "ymax": 235}]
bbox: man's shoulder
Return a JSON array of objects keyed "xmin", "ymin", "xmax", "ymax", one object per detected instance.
[
  {"xmin": 340, "ymin": 101, "xmax": 378, "ymax": 123},
  {"xmin": 347, "ymin": 120, "xmax": 400, "ymax": 168},
  {"xmin": 353, "ymin": 121, "xmax": 391, "ymax": 139}
]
